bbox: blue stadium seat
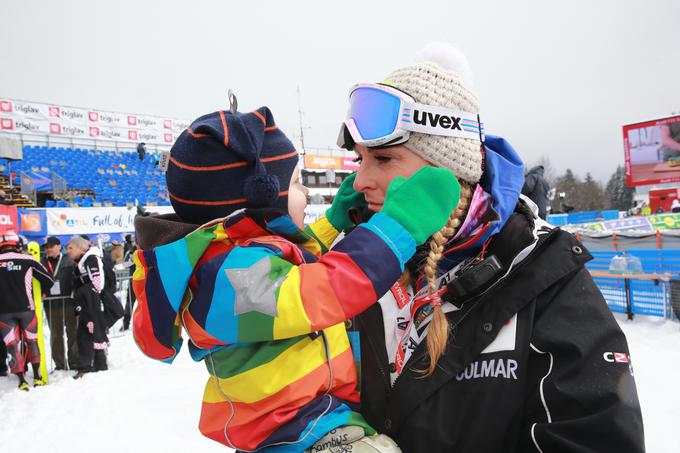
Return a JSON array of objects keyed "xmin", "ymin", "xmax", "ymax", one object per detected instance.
[{"xmin": 18, "ymin": 145, "xmax": 171, "ymax": 207}]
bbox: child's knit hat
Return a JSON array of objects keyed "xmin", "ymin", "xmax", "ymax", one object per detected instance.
[{"xmin": 166, "ymin": 107, "xmax": 299, "ymax": 224}]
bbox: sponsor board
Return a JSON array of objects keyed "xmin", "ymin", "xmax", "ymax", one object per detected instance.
[
  {"xmin": 0, "ymin": 98, "xmax": 190, "ymax": 146},
  {"xmin": 304, "ymin": 153, "xmax": 360, "ymax": 171},
  {"xmin": 0, "ymin": 205, "xmax": 19, "ymax": 233},
  {"xmin": 46, "ymin": 207, "xmax": 136, "ymax": 235}
]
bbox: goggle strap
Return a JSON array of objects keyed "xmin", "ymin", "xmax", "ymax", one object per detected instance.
[{"xmin": 401, "ymin": 102, "xmax": 484, "ymax": 141}]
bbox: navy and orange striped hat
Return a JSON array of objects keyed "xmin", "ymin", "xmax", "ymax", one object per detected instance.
[{"xmin": 167, "ymin": 107, "xmax": 299, "ymax": 224}]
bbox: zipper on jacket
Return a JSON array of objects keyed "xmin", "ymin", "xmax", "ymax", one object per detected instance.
[{"xmin": 360, "ymin": 317, "xmax": 392, "ymax": 395}]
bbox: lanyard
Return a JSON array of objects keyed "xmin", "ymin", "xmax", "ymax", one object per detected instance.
[
  {"xmin": 393, "ymin": 286, "xmax": 447, "ymax": 375},
  {"xmin": 47, "ymin": 254, "xmax": 63, "ymax": 276},
  {"xmin": 389, "ymin": 281, "xmax": 409, "ymax": 309}
]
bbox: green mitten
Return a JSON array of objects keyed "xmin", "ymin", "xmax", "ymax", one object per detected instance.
[
  {"xmin": 325, "ymin": 173, "xmax": 367, "ymax": 231},
  {"xmin": 381, "ymin": 166, "xmax": 461, "ymax": 245}
]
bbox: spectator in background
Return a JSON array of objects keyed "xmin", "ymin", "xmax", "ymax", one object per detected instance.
[
  {"xmin": 41, "ymin": 236, "xmax": 78, "ymax": 370},
  {"xmin": 123, "ymin": 234, "xmax": 135, "ymax": 256},
  {"xmin": 136, "ymin": 142, "xmax": 147, "ymax": 161},
  {"xmin": 121, "ymin": 237, "xmax": 136, "ymax": 331},
  {"xmin": 67, "ymin": 236, "xmax": 109, "ymax": 379},
  {"xmin": 521, "ymin": 165, "xmax": 550, "ymax": 219},
  {"xmin": 0, "ymin": 337, "xmax": 7, "ymax": 376},
  {"xmin": 671, "ymin": 198, "xmax": 680, "ymax": 213},
  {"xmin": 640, "ymin": 202, "xmax": 652, "ymax": 216},
  {"xmin": 0, "ymin": 231, "xmax": 53, "ymax": 390},
  {"xmin": 0, "ymin": 189, "xmax": 10, "ymax": 205},
  {"xmin": 110, "ymin": 243, "xmax": 124, "ymax": 265}
]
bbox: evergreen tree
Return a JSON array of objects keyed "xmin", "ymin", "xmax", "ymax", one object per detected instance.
[
  {"xmin": 580, "ymin": 173, "xmax": 607, "ymax": 211},
  {"xmin": 606, "ymin": 165, "xmax": 635, "ymax": 211},
  {"xmin": 551, "ymin": 169, "xmax": 608, "ymax": 212}
]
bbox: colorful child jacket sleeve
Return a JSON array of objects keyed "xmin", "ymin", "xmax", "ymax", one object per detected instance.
[
  {"xmin": 133, "ymin": 211, "xmax": 415, "ymax": 362},
  {"xmin": 302, "ymin": 215, "xmax": 342, "ymax": 256}
]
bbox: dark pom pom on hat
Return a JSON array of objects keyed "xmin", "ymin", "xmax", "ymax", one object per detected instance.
[{"xmin": 244, "ymin": 173, "xmax": 280, "ymax": 208}]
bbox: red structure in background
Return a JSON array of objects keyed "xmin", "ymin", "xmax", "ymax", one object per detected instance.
[
  {"xmin": 0, "ymin": 205, "xmax": 18, "ymax": 233},
  {"xmin": 649, "ymin": 188, "xmax": 679, "ymax": 213}
]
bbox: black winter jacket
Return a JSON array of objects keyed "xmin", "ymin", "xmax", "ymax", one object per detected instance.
[
  {"xmin": 0, "ymin": 251, "xmax": 53, "ymax": 314},
  {"xmin": 356, "ymin": 209, "xmax": 644, "ymax": 453},
  {"xmin": 73, "ymin": 248, "xmax": 108, "ymax": 343},
  {"xmin": 522, "ymin": 166, "xmax": 550, "ymax": 219},
  {"xmin": 41, "ymin": 253, "xmax": 76, "ymax": 301}
]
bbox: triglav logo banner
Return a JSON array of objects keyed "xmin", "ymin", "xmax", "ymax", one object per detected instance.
[{"xmin": 0, "ymin": 98, "xmax": 190, "ymax": 146}]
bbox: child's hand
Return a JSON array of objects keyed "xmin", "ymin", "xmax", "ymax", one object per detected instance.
[{"xmin": 325, "ymin": 173, "xmax": 367, "ymax": 231}]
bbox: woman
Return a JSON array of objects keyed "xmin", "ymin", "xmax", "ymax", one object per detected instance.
[{"xmin": 335, "ymin": 43, "xmax": 644, "ymax": 452}]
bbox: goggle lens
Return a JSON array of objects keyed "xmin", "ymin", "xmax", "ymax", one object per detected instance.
[{"xmin": 348, "ymin": 87, "xmax": 401, "ymax": 140}]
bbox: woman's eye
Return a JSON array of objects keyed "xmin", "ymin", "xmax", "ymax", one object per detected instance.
[{"xmin": 375, "ymin": 155, "xmax": 392, "ymax": 163}]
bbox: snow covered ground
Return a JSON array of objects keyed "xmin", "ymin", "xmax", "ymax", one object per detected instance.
[{"xmin": 1, "ymin": 315, "xmax": 678, "ymax": 453}]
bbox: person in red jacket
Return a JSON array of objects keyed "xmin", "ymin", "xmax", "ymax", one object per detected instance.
[{"xmin": 0, "ymin": 231, "xmax": 54, "ymax": 390}]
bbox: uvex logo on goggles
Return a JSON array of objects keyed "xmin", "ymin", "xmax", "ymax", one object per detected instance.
[
  {"xmin": 403, "ymin": 105, "xmax": 483, "ymax": 138},
  {"xmin": 410, "ymin": 110, "xmax": 462, "ymax": 130}
]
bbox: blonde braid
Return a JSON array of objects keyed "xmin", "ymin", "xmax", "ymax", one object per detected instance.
[{"xmin": 422, "ymin": 181, "xmax": 473, "ymax": 376}]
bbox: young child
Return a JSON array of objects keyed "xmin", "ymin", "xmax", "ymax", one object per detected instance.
[{"xmin": 132, "ymin": 106, "xmax": 456, "ymax": 452}]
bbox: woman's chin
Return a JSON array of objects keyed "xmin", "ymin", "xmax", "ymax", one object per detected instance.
[{"xmin": 367, "ymin": 203, "xmax": 383, "ymax": 212}]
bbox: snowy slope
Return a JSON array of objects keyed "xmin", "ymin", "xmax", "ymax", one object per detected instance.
[
  {"xmin": 0, "ymin": 316, "xmax": 678, "ymax": 453},
  {"xmin": 0, "ymin": 330, "xmax": 230, "ymax": 453},
  {"xmin": 616, "ymin": 314, "xmax": 680, "ymax": 453}
]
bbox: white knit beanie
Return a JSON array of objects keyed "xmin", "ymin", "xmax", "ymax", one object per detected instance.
[{"xmin": 383, "ymin": 42, "xmax": 483, "ymax": 184}]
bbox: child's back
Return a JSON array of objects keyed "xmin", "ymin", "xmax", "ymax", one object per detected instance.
[
  {"xmin": 134, "ymin": 208, "xmax": 377, "ymax": 451},
  {"xmin": 132, "ymin": 107, "xmax": 409, "ymax": 451}
]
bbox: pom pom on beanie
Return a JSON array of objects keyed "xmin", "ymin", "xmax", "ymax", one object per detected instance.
[{"xmin": 383, "ymin": 42, "xmax": 483, "ymax": 184}]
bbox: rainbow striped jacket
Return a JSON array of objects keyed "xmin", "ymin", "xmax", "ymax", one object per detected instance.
[{"xmin": 132, "ymin": 209, "xmax": 415, "ymax": 452}]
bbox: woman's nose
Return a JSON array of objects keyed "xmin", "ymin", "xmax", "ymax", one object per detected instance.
[{"xmin": 353, "ymin": 167, "xmax": 373, "ymax": 193}]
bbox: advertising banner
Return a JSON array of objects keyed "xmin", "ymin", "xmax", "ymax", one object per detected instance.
[
  {"xmin": 0, "ymin": 98, "xmax": 190, "ymax": 146},
  {"xmin": 46, "ymin": 207, "xmax": 136, "ymax": 235},
  {"xmin": 18, "ymin": 208, "xmax": 47, "ymax": 236},
  {"xmin": 340, "ymin": 157, "xmax": 360, "ymax": 171},
  {"xmin": 576, "ymin": 213, "xmax": 680, "ymax": 233},
  {"xmin": 0, "ymin": 205, "xmax": 19, "ymax": 233},
  {"xmin": 623, "ymin": 114, "xmax": 680, "ymax": 187},
  {"xmin": 304, "ymin": 154, "xmax": 341, "ymax": 170}
]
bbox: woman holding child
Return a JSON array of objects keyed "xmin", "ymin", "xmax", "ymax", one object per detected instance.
[{"xmin": 133, "ymin": 43, "xmax": 644, "ymax": 452}]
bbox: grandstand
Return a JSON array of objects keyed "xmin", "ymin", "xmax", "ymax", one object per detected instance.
[{"xmin": 0, "ymin": 145, "xmax": 168, "ymax": 207}]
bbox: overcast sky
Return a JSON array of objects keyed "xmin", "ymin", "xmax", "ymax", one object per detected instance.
[{"xmin": 2, "ymin": 0, "xmax": 679, "ymax": 182}]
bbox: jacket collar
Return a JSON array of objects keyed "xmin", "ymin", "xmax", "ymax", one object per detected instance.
[{"xmin": 135, "ymin": 208, "xmax": 311, "ymax": 251}]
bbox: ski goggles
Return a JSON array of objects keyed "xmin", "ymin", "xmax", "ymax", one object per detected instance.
[{"xmin": 337, "ymin": 82, "xmax": 484, "ymax": 149}]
